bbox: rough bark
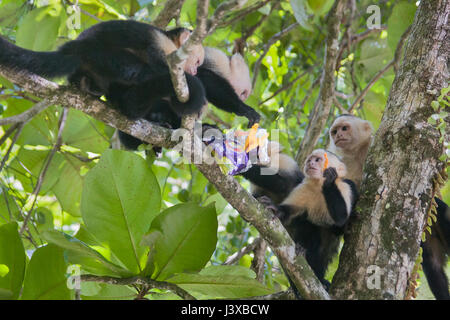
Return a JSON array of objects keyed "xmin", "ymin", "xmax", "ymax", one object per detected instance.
[{"xmin": 331, "ymin": 0, "xmax": 449, "ymax": 299}]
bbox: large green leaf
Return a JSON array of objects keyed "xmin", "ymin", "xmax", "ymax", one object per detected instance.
[
  {"xmin": 143, "ymin": 203, "xmax": 217, "ymax": 280},
  {"xmin": 41, "ymin": 230, "xmax": 130, "ymax": 277},
  {"xmin": 62, "ymin": 109, "xmax": 110, "ymax": 154},
  {"xmin": 21, "ymin": 244, "xmax": 71, "ymax": 300},
  {"xmin": 167, "ymin": 266, "xmax": 273, "ymax": 299},
  {"xmin": 0, "ymin": 222, "xmax": 26, "ymax": 300},
  {"xmin": 81, "ymin": 149, "xmax": 161, "ymax": 274}
]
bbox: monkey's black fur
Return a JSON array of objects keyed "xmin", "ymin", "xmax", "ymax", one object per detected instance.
[
  {"xmin": 241, "ymin": 163, "xmax": 304, "ymax": 204},
  {"xmin": 421, "ymin": 197, "xmax": 450, "ymax": 300},
  {"xmin": 0, "ymin": 20, "xmax": 259, "ymax": 138},
  {"xmin": 117, "ymin": 49, "xmax": 261, "ymax": 150}
]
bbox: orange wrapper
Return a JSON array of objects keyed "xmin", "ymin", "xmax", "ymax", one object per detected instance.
[
  {"xmin": 244, "ymin": 123, "xmax": 259, "ymax": 152},
  {"xmin": 323, "ymin": 152, "xmax": 329, "ymax": 171}
]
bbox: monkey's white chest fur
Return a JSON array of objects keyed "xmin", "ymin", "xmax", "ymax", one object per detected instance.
[{"xmin": 282, "ymin": 178, "xmax": 350, "ymax": 227}]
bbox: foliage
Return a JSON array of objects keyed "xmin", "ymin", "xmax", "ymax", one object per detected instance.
[{"xmin": 0, "ymin": 0, "xmax": 447, "ymax": 300}]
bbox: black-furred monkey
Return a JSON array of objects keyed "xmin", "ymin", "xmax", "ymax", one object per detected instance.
[
  {"xmin": 119, "ymin": 46, "xmax": 257, "ymax": 150},
  {"xmin": 0, "ymin": 20, "xmax": 259, "ymax": 132}
]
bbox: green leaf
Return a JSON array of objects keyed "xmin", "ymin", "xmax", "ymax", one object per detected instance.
[
  {"xmin": 167, "ymin": 266, "xmax": 273, "ymax": 299},
  {"xmin": 387, "ymin": 1, "xmax": 416, "ymax": 52},
  {"xmin": 0, "ymin": 222, "xmax": 26, "ymax": 299},
  {"xmin": 290, "ymin": 0, "xmax": 313, "ymax": 31},
  {"xmin": 81, "ymin": 283, "xmax": 136, "ymax": 300},
  {"xmin": 0, "ymin": 264, "xmax": 9, "ymax": 277},
  {"xmin": 306, "ymin": 0, "xmax": 333, "ymax": 15},
  {"xmin": 0, "ymin": 189, "xmax": 21, "ymax": 225},
  {"xmin": 16, "ymin": 5, "xmax": 63, "ymax": 51},
  {"xmin": 81, "ymin": 149, "xmax": 161, "ymax": 274},
  {"xmin": 21, "ymin": 244, "xmax": 71, "ymax": 300},
  {"xmin": 62, "ymin": 109, "xmax": 110, "ymax": 154},
  {"xmin": 142, "ymin": 203, "xmax": 217, "ymax": 280},
  {"xmin": 41, "ymin": 230, "xmax": 130, "ymax": 277}
]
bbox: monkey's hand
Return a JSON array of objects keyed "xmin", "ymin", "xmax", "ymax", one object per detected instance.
[
  {"xmin": 257, "ymin": 195, "xmax": 284, "ymax": 218},
  {"xmin": 240, "ymin": 105, "xmax": 260, "ymax": 128},
  {"xmin": 323, "ymin": 167, "xmax": 338, "ymax": 187}
]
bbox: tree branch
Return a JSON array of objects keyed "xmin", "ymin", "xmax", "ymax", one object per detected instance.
[
  {"xmin": 152, "ymin": 0, "xmax": 186, "ymax": 28},
  {"xmin": 0, "ymin": 99, "xmax": 51, "ymax": 125},
  {"xmin": 295, "ymin": 0, "xmax": 345, "ymax": 167},
  {"xmin": 80, "ymin": 274, "xmax": 196, "ymax": 300}
]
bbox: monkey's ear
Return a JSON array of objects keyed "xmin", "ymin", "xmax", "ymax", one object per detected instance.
[
  {"xmin": 363, "ymin": 121, "xmax": 373, "ymax": 133},
  {"xmin": 178, "ymin": 30, "xmax": 192, "ymax": 46}
]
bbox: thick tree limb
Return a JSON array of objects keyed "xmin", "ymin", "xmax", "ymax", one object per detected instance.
[
  {"xmin": 331, "ymin": 0, "xmax": 450, "ymax": 299},
  {"xmin": 295, "ymin": 0, "xmax": 345, "ymax": 167},
  {"xmin": 152, "ymin": 0, "xmax": 186, "ymax": 28}
]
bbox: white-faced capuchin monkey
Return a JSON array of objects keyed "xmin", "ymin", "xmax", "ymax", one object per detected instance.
[
  {"xmin": 0, "ymin": 20, "xmax": 260, "ymax": 133},
  {"xmin": 329, "ymin": 114, "xmax": 450, "ymax": 300},
  {"xmin": 260, "ymin": 149, "xmax": 359, "ymax": 293},
  {"xmin": 0, "ymin": 21, "xmax": 207, "ymax": 121},
  {"xmin": 119, "ymin": 46, "xmax": 259, "ymax": 150}
]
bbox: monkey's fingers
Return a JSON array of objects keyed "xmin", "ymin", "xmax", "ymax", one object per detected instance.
[{"xmin": 323, "ymin": 167, "xmax": 338, "ymax": 186}]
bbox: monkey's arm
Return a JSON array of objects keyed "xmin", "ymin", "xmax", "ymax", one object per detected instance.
[
  {"xmin": 242, "ymin": 165, "xmax": 304, "ymax": 200},
  {"xmin": 196, "ymin": 68, "xmax": 260, "ymax": 127},
  {"xmin": 322, "ymin": 168, "xmax": 356, "ymax": 227}
]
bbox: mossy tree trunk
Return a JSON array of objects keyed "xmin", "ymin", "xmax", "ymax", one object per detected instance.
[{"xmin": 331, "ymin": 0, "xmax": 449, "ymax": 299}]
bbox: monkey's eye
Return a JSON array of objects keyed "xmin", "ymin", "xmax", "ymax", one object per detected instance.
[
  {"xmin": 342, "ymin": 126, "xmax": 348, "ymax": 131},
  {"xmin": 196, "ymin": 59, "xmax": 201, "ymax": 66},
  {"xmin": 331, "ymin": 130, "xmax": 337, "ymax": 135}
]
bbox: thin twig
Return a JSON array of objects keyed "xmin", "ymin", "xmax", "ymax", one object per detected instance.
[
  {"xmin": 218, "ymin": 0, "xmax": 272, "ymax": 28},
  {"xmin": 0, "ymin": 99, "xmax": 51, "ymax": 125},
  {"xmin": 19, "ymin": 108, "xmax": 68, "ymax": 235},
  {"xmin": 259, "ymin": 67, "xmax": 311, "ymax": 105},
  {"xmin": 0, "ymin": 122, "xmax": 20, "ymax": 146},
  {"xmin": 0, "ymin": 123, "xmax": 24, "ymax": 172},
  {"xmin": 80, "ymin": 275, "xmax": 196, "ymax": 300},
  {"xmin": 250, "ymin": 238, "xmax": 267, "ymax": 282},
  {"xmin": 223, "ymin": 238, "xmax": 262, "ymax": 265}
]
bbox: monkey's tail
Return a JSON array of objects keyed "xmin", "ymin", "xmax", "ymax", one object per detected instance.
[{"xmin": 0, "ymin": 37, "xmax": 80, "ymax": 78}]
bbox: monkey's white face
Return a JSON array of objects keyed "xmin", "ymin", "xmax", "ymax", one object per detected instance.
[
  {"xmin": 330, "ymin": 120, "xmax": 353, "ymax": 149},
  {"xmin": 304, "ymin": 152, "xmax": 326, "ymax": 179},
  {"xmin": 304, "ymin": 149, "xmax": 347, "ymax": 179},
  {"xmin": 229, "ymin": 54, "xmax": 252, "ymax": 101},
  {"xmin": 184, "ymin": 44, "xmax": 205, "ymax": 75}
]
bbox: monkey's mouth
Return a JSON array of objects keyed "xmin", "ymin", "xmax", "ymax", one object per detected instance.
[
  {"xmin": 335, "ymin": 139, "xmax": 348, "ymax": 146},
  {"xmin": 306, "ymin": 167, "xmax": 320, "ymax": 174}
]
